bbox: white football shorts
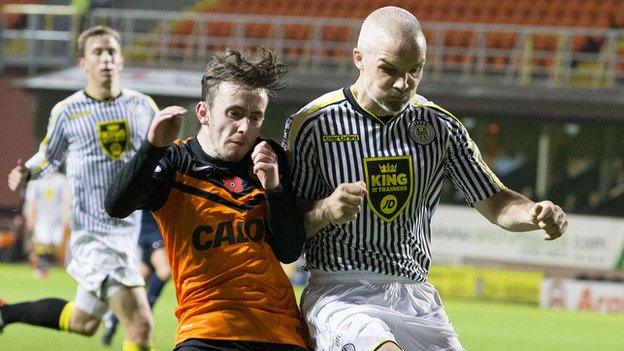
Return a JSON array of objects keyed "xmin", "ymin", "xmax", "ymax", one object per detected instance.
[
  {"xmin": 66, "ymin": 231, "xmax": 144, "ymax": 296},
  {"xmin": 301, "ymin": 270, "xmax": 464, "ymax": 351}
]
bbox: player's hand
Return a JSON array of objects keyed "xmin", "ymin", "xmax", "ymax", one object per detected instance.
[
  {"xmin": 323, "ymin": 181, "xmax": 367, "ymax": 224},
  {"xmin": 7, "ymin": 158, "xmax": 29, "ymax": 192},
  {"xmin": 251, "ymin": 141, "xmax": 279, "ymax": 190},
  {"xmin": 148, "ymin": 106, "xmax": 187, "ymax": 147},
  {"xmin": 529, "ymin": 201, "xmax": 567, "ymax": 240}
]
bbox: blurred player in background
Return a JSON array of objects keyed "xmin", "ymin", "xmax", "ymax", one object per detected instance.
[
  {"xmin": 283, "ymin": 6, "xmax": 568, "ymax": 351},
  {"xmin": 23, "ymin": 170, "xmax": 71, "ymax": 278},
  {"xmin": 2, "ymin": 25, "xmax": 158, "ymax": 350},
  {"xmin": 105, "ymin": 48, "xmax": 310, "ymax": 350},
  {"xmin": 102, "ymin": 210, "xmax": 171, "ymax": 346}
]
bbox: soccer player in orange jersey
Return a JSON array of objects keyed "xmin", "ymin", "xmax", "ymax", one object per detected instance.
[{"xmin": 105, "ymin": 48, "xmax": 310, "ymax": 351}]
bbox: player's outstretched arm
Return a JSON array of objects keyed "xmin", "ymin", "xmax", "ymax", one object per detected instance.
[
  {"xmin": 301, "ymin": 181, "xmax": 367, "ymax": 237},
  {"xmin": 7, "ymin": 159, "xmax": 30, "ymax": 192},
  {"xmin": 474, "ymin": 188, "xmax": 567, "ymax": 240}
]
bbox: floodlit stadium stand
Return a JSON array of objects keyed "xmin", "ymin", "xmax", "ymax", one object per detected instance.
[{"xmin": 0, "ymin": 1, "xmax": 623, "ymax": 217}]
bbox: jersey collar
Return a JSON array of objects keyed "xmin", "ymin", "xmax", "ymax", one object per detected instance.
[{"xmin": 343, "ymin": 86, "xmax": 406, "ymax": 125}]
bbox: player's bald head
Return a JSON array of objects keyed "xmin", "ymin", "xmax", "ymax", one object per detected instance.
[{"xmin": 357, "ymin": 6, "xmax": 425, "ymax": 54}]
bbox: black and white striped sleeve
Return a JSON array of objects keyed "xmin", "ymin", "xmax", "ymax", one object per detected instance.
[
  {"xmin": 443, "ymin": 119, "xmax": 505, "ymax": 205},
  {"xmin": 288, "ymin": 117, "xmax": 331, "ymax": 202}
]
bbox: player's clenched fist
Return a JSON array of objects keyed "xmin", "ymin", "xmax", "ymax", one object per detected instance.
[
  {"xmin": 529, "ymin": 201, "xmax": 567, "ymax": 240},
  {"xmin": 323, "ymin": 181, "xmax": 368, "ymax": 224},
  {"xmin": 7, "ymin": 158, "xmax": 29, "ymax": 192},
  {"xmin": 148, "ymin": 105, "xmax": 188, "ymax": 147},
  {"xmin": 251, "ymin": 141, "xmax": 279, "ymax": 190}
]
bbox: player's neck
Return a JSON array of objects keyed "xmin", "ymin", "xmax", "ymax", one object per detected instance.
[
  {"xmin": 196, "ymin": 130, "xmax": 219, "ymax": 160},
  {"xmin": 85, "ymin": 81, "xmax": 121, "ymax": 101},
  {"xmin": 350, "ymin": 81, "xmax": 385, "ymax": 117}
]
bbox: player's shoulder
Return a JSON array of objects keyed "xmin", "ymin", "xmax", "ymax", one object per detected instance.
[
  {"xmin": 122, "ymin": 88, "xmax": 151, "ymax": 100},
  {"xmin": 171, "ymin": 137, "xmax": 192, "ymax": 153},
  {"xmin": 291, "ymin": 88, "xmax": 347, "ymax": 120},
  {"xmin": 50, "ymin": 90, "xmax": 87, "ymax": 117},
  {"xmin": 410, "ymin": 93, "xmax": 460, "ymax": 124},
  {"xmin": 122, "ymin": 89, "xmax": 159, "ymax": 110},
  {"xmin": 170, "ymin": 137, "xmax": 197, "ymax": 159}
]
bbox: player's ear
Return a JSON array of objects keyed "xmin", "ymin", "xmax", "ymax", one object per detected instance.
[
  {"xmin": 353, "ymin": 48, "xmax": 364, "ymax": 70},
  {"xmin": 78, "ymin": 56, "xmax": 86, "ymax": 70},
  {"xmin": 195, "ymin": 101, "xmax": 210, "ymax": 125}
]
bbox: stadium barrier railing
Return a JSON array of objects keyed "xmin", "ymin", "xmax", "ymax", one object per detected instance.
[{"xmin": 2, "ymin": 4, "xmax": 624, "ymax": 89}]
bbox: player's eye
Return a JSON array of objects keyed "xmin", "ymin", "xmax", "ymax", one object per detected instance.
[
  {"xmin": 380, "ymin": 66, "xmax": 397, "ymax": 75},
  {"xmin": 228, "ymin": 110, "xmax": 242, "ymax": 119},
  {"xmin": 248, "ymin": 114, "xmax": 264, "ymax": 126}
]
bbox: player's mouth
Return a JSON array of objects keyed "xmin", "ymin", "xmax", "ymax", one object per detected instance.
[
  {"xmin": 228, "ymin": 138, "xmax": 247, "ymax": 146},
  {"xmin": 390, "ymin": 94, "xmax": 409, "ymax": 101}
]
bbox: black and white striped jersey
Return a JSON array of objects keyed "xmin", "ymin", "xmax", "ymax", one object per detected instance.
[
  {"xmin": 283, "ymin": 87, "xmax": 504, "ymax": 282},
  {"xmin": 26, "ymin": 89, "xmax": 157, "ymax": 245}
]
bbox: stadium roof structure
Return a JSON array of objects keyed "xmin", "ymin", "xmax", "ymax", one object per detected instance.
[{"xmin": 18, "ymin": 67, "xmax": 624, "ymax": 122}]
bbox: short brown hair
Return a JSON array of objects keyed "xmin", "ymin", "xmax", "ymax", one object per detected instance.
[
  {"xmin": 201, "ymin": 48, "xmax": 287, "ymax": 106},
  {"xmin": 77, "ymin": 25, "xmax": 121, "ymax": 56}
]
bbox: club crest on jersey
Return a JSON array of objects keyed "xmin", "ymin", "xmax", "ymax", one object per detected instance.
[
  {"xmin": 409, "ymin": 119, "xmax": 435, "ymax": 145},
  {"xmin": 363, "ymin": 155, "xmax": 413, "ymax": 222},
  {"xmin": 97, "ymin": 120, "xmax": 129, "ymax": 160}
]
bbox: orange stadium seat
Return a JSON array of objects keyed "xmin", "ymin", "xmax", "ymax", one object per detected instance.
[
  {"xmin": 1, "ymin": 0, "xmax": 41, "ymax": 28},
  {"xmin": 283, "ymin": 24, "xmax": 311, "ymax": 58},
  {"xmin": 182, "ymin": 0, "xmax": 621, "ymax": 74},
  {"xmin": 245, "ymin": 23, "xmax": 272, "ymax": 39}
]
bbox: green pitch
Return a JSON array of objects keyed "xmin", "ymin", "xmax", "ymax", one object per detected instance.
[{"xmin": 1, "ymin": 263, "xmax": 623, "ymax": 350}]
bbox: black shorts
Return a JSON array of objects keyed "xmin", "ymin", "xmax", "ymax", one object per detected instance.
[
  {"xmin": 173, "ymin": 338, "xmax": 308, "ymax": 351},
  {"xmin": 138, "ymin": 211, "xmax": 164, "ymax": 266}
]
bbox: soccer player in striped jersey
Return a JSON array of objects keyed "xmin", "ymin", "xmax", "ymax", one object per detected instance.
[
  {"xmin": 283, "ymin": 6, "xmax": 568, "ymax": 351},
  {"xmin": 3, "ymin": 26, "xmax": 157, "ymax": 350},
  {"xmin": 105, "ymin": 49, "xmax": 309, "ymax": 350}
]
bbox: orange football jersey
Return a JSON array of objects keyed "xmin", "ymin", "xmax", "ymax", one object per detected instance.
[{"xmin": 150, "ymin": 138, "xmax": 309, "ymax": 348}]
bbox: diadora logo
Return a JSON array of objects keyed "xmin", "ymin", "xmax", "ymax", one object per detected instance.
[
  {"xmin": 322, "ymin": 134, "xmax": 360, "ymax": 143},
  {"xmin": 363, "ymin": 155, "xmax": 413, "ymax": 222},
  {"xmin": 96, "ymin": 120, "xmax": 129, "ymax": 160},
  {"xmin": 192, "ymin": 218, "xmax": 266, "ymax": 251}
]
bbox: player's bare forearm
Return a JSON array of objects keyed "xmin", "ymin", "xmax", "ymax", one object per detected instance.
[
  {"xmin": 475, "ymin": 188, "xmax": 568, "ymax": 239},
  {"xmin": 301, "ymin": 198, "xmax": 332, "ymax": 238},
  {"xmin": 475, "ymin": 189, "xmax": 538, "ymax": 231},
  {"xmin": 300, "ymin": 181, "xmax": 367, "ymax": 237}
]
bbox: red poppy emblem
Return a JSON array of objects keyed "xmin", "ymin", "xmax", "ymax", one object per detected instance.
[{"xmin": 223, "ymin": 176, "xmax": 244, "ymax": 193}]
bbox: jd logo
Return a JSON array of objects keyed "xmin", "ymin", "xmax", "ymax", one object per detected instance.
[
  {"xmin": 97, "ymin": 120, "xmax": 129, "ymax": 160},
  {"xmin": 363, "ymin": 155, "xmax": 413, "ymax": 222}
]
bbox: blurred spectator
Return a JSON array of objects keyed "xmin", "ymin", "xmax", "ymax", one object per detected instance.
[
  {"xmin": 23, "ymin": 171, "xmax": 71, "ymax": 278},
  {"xmin": 587, "ymin": 158, "xmax": 624, "ymax": 216}
]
